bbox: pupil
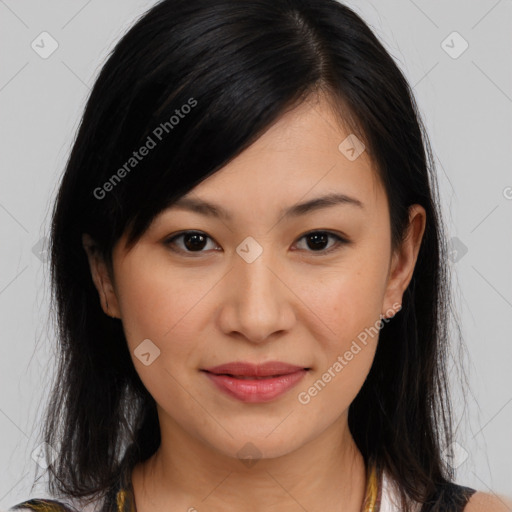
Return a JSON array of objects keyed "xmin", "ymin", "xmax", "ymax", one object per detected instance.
[
  {"xmin": 307, "ymin": 233, "xmax": 328, "ymax": 250},
  {"xmin": 181, "ymin": 232, "xmax": 329, "ymax": 252},
  {"xmin": 184, "ymin": 233, "xmax": 206, "ymax": 251}
]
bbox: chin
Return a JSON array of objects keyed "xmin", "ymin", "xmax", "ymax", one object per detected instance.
[{"xmin": 207, "ymin": 429, "xmax": 308, "ymax": 464}]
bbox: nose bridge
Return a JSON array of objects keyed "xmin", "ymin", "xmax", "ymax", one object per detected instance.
[
  {"xmin": 237, "ymin": 251, "xmax": 275, "ymax": 300},
  {"xmin": 219, "ymin": 236, "xmax": 294, "ymax": 342},
  {"xmin": 234, "ymin": 234, "xmax": 275, "ymax": 287}
]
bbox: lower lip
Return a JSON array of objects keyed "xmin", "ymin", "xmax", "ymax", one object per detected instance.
[{"xmin": 203, "ymin": 369, "xmax": 308, "ymax": 403}]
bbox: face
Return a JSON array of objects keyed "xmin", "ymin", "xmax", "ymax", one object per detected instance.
[{"xmin": 83, "ymin": 93, "xmax": 425, "ymax": 463}]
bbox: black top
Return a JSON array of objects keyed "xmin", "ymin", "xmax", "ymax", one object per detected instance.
[{"xmin": 419, "ymin": 482, "xmax": 477, "ymax": 512}]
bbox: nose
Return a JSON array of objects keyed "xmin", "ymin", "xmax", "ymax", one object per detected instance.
[{"xmin": 216, "ymin": 246, "xmax": 296, "ymax": 344}]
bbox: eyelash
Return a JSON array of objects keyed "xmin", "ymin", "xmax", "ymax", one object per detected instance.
[{"xmin": 163, "ymin": 230, "xmax": 350, "ymax": 257}]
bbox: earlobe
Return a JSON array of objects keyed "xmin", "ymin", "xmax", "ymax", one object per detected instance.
[{"xmin": 82, "ymin": 233, "xmax": 121, "ymax": 319}]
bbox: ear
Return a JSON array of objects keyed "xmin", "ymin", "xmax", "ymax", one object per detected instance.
[
  {"xmin": 382, "ymin": 204, "xmax": 426, "ymax": 319},
  {"xmin": 82, "ymin": 233, "xmax": 121, "ymax": 318}
]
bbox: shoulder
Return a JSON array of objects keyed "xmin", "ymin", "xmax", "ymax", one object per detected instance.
[{"xmin": 463, "ymin": 490, "xmax": 512, "ymax": 512}]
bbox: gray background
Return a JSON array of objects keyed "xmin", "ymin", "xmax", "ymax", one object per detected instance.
[{"xmin": 1, "ymin": 0, "xmax": 511, "ymax": 507}]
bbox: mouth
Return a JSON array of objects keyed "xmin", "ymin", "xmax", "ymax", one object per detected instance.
[
  {"xmin": 207, "ymin": 374, "xmax": 302, "ymax": 380},
  {"xmin": 202, "ymin": 361, "xmax": 311, "ymax": 378},
  {"xmin": 200, "ymin": 362, "xmax": 311, "ymax": 403}
]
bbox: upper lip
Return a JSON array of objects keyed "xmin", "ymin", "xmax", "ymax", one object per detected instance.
[{"xmin": 202, "ymin": 361, "xmax": 309, "ymax": 377}]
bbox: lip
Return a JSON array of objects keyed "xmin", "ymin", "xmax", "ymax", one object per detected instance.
[
  {"xmin": 201, "ymin": 361, "xmax": 310, "ymax": 403},
  {"xmin": 203, "ymin": 361, "xmax": 307, "ymax": 377}
]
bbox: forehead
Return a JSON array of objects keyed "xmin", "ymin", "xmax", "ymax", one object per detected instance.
[
  {"xmin": 116, "ymin": 95, "xmax": 391, "ymax": 255},
  {"xmin": 182, "ymin": 94, "xmax": 384, "ymax": 218}
]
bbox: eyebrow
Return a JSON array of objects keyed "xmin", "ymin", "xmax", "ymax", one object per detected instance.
[{"xmin": 170, "ymin": 192, "xmax": 364, "ymax": 221}]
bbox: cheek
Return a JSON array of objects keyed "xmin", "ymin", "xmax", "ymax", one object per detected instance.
[
  {"xmin": 295, "ymin": 268, "xmax": 382, "ymax": 417},
  {"xmin": 291, "ymin": 249, "xmax": 388, "ymax": 411},
  {"xmin": 114, "ymin": 259, "xmax": 199, "ymax": 355},
  {"xmin": 113, "ymin": 263, "xmax": 204, "ymax": 410},
  {"xmin": 295, "ymin": 252, "xmax": 388, "ymax": 343}
]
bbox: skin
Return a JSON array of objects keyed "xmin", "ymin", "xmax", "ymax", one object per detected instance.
[
  {"xmin": 465, "ymin": 493, "xmax": 512, "ymax": 512},
  {"xmin": 83, "ymin": 92, "xmax": 427, "ymax": 512}
]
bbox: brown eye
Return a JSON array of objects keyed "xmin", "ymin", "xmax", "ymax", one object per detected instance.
[
  {"xmin": 165, "ymin": 231, "xmax": 218, "ymax": 253},
  {"xmin": 294, "ymin": 231, "xmax": 349, "ymax": 255},
  {"xmin": 164, "ymin": 230, "xmax": 349, "ymax": 257}
]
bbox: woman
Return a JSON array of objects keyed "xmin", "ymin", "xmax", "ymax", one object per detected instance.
[{"xmin": 9, "ymin": 0, "xmax": 511, "ymax": 511}]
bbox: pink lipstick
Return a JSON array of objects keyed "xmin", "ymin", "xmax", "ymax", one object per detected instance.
[{"xmin": 201, "ymin": 361, "xmax": 309, "ymax": 403}]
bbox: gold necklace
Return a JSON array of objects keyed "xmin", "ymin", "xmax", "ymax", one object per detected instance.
[{"xmin": 361, "ymin": 458, "xmax": 382, "ymax": 512}]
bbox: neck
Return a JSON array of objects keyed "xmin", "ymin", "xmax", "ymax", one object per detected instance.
[{"xmin": 132, "ymin": 411, "xmax": 367, "ymax": 512}]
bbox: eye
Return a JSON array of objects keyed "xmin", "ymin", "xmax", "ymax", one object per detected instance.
[
  {"xmin": 293, "ymin": 230, "xmax": 349, "ymax": 255},
  {"xmin": 164, "ymin": 231, "xmax": 220, "ymax": 255},
  {"xmin": 164, "ymin": 230, "xmax": 350, "ymax": 256}
]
